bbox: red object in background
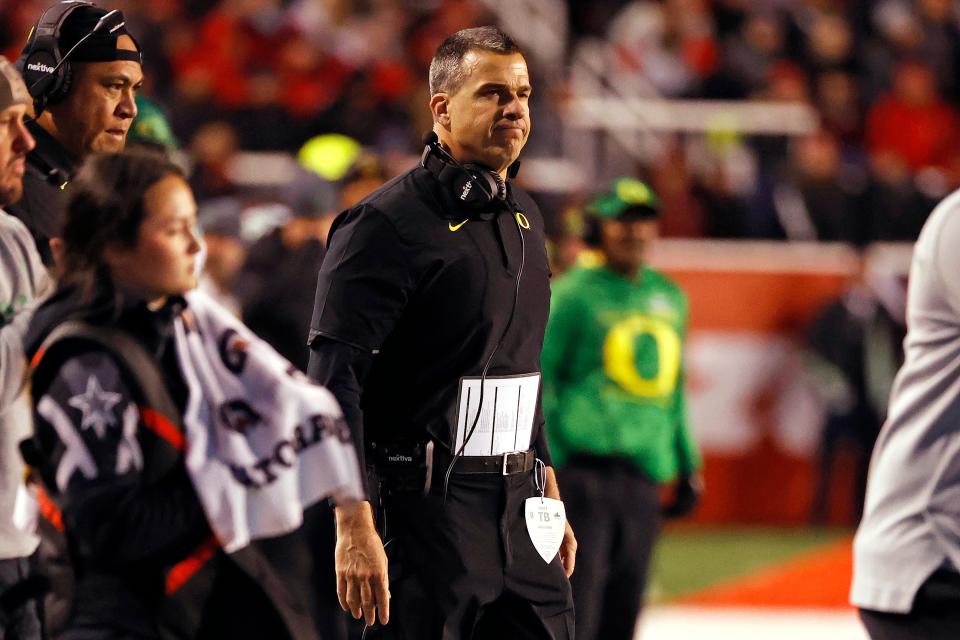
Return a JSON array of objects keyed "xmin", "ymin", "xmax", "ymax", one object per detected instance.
[
  {"xmin": 866, "ymin": 96, "xmax": 960, "ymax": 171},
  {"xmin": 175, "ymin": 11, "xmax": 299, "ymax": 109},
  {"xmin": 651, "ymin": 245, "xmax": 876, "ymax": 526},
  {"xmin": 280, "ymin": 56, "xmax": 353, "ymax": 118},
  {"xmin": 676, "ymin": 536, "xmax": 855, "ymax": 608},
  {"xmin": 675, "ymin": 266, "xmax": 852, "ymax": 526},
  {"xmin": 171, "ymin": 14, "xmax": 248, "ymax": 107},
  {"xmin": 369, "ymin": 60, "xmax": 413, "ymax": 101},
  {"xmin": 689, "ymin": 438, "xmax": 858, "ymax": 527},
  {"xmin": 683, "ymin": 36, "xmax": 719, "ymax": 79},
  {"xmin": 653, "ymin": 143, "xmax": 707, "ymax": 238},
  {"xmin": 866, "ymin": 61, "xmax": 960, "ymax": 173}
]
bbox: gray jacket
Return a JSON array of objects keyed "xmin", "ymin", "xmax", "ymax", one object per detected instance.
[
  {"xmin": 852, "ymin": 188, "xmax": 960, "ymax": 612},
  {"xmin": 0, "ymin": 208, "xmax": 51, "ymax": 559}
]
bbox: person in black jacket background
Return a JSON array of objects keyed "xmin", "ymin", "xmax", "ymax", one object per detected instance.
[{"xmin": 238, "ymin": 170, "xmax": 338, "ymax": 372}]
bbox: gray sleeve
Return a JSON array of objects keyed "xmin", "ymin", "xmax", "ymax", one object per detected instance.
[
  {"xmin": 934, "ymin": 209, "xmax": 960, "ymax": 317},
  {"xmin": 0, "ymin": 212, "xmax": 53, "ymax": 408}
]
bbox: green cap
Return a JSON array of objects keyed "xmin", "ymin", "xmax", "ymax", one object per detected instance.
[
  {"xmin": 128, "ymin": 95, "xmax": 179, "ymax": 150},
  {"xmin": 585, "ymin": 177, "xmax": 660, "ymax": 220}
]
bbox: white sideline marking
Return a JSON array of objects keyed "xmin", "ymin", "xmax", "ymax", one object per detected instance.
[{"xmin": 636, "ymin": 606, "xmax": 869, "ymax": 640}]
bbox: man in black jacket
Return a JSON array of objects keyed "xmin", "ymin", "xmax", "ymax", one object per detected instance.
[
  {"xmin": 9, "ymin": 2, "xmax": 142, "ymax": 266},
  {"xmin": 308, "ymin": 26, "xmax": 576, "ymax": 639}
]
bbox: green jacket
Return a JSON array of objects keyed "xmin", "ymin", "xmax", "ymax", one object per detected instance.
[{"xmin": 542, "ymin": 265, "xmax": 701, "ymax": 482}]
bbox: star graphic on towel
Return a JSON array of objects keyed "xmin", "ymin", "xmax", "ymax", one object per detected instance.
[{"xmin": 68, "ymin": 376, "xmax": 123, "ymax": 439}]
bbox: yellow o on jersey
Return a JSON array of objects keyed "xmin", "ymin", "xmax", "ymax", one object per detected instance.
[
  {"xmin": 602, "ymin": 315, "xmax": 681, "ymax": 398},
  {"xmin": 515, "ymin": 212, "xmax": 531, "ymax": 229}
]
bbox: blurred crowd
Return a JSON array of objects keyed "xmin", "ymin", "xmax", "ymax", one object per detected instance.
[
  {"xmin": 2, "ymin": 0, "xmax": 493, "ymax": 155},
  {"xmin": 4, "ymin": 0, "xmax": 960, "ymax": 249},
  {"xmin": 567, "ymin": 0, "xmax": 960, "ymax": 245}
]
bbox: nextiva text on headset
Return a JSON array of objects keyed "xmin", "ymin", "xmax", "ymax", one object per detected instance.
[{"xmin": 308, "ymin": 130, "xmax": 554, "ymax": 505}]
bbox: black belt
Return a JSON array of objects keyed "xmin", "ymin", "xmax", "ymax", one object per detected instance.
[{"xmin": 446, "ymin": 449, "xmax": 536, "ymax": 475}]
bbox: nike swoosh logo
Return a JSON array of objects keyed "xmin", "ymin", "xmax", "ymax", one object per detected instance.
[{"xmin": 448, "ymin": 219, "xmax": 469, "ymax": 232}]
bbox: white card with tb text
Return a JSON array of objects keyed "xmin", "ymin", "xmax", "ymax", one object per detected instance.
[{"xmin": 525, "ymin": 497, "xmax": 566, "ymax": 563}]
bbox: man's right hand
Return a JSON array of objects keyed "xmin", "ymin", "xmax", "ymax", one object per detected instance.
[{"xmin": 334, "ymin": 501, "xmax": 390, "ymax": 626}]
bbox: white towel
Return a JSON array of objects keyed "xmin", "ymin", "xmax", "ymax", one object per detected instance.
[{"xmin": 174, "ymin": 290, "xmax": 363, "ymax": 553}]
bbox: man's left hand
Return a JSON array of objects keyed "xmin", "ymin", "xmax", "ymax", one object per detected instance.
[
  {"xmin": 559, "ymin": 520, "xmax": 577, "ymax": 577},
  {"xmin": 662, "ymin": 472, "xmax": 704, "ymax": 519},
  {"xmin": 544, "ymin": 465, "xmax": 577, "ymax": 577}
]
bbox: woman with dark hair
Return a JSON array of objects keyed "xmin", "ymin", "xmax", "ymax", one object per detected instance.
[{"xmin": 21, "ymin": 150, "xmax": 360, "ymax": 639}]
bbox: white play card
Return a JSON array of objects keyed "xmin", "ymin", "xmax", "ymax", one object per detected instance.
[
  {"xmin": 454, "ymin": 373, "xmax": 540, "ymax": 455},
  {"xmin": 525, "ymin": 497, "xmax": 566, "ymax": 563}
]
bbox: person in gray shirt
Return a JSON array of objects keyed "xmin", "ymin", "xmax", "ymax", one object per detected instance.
[
  {"xmin": 0, "ymin": 55, "xmax": 52, "ymax": 640},
  {"xmin": 851, "ymin": 187, "xmax": 960, "ymax": 638}
]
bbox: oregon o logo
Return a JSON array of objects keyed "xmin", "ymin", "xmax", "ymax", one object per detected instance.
[
  {"xmin": 515, "ymin": 212, "xmax": 530, "ymax": 229},
  {"xmin": 602, "ymin": 315, "xmax": 681, "ymax": 398}
]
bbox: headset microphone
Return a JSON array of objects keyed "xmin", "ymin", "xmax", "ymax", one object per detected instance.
[{"xmin": 420, "ymin": 130, "xmax": 439, "ymax": 148}]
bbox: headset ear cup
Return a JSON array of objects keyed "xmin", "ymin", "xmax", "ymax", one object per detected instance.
[
  {"xmin": 459, "ymin": 166, "xmax": 500, "ymax": 208},
  {"xmin": 420, "ymin": 140, "xmax": 503, "ymax": 211},
  {"xmin": 476, "ymin": 171, "xmax": 501, "ymax": 205},
  {"xmin": 21, "ymin": 51, "xmax": 54, "ymax": 101},
  {"xmin": 19, "ymin": 1, "xmax": 91, "ymax": 110},
  {"xmin": 451, "ymin": 172, "xmax": 487, "ymax": 209},
  {"xmin": 48, "ymin": 61, "xmax": 71, "ymax": 104}
]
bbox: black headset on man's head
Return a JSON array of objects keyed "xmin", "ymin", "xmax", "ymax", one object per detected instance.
[{"xmin": 17, "ymin": 1, "xmax": 129, "ymax": 115}]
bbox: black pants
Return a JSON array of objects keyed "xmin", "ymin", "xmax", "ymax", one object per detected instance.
[
  {"xmin": 559, "ymin": 458, "xmax": 660, "ymax": 640},
  {"xmin": 860, "ymin": 569, "xmax": 960, "ymax": 639},
  {"xmin": 0, "ymin": 556, "xmax": 42, "ymax": 640},
  {"xmin": 369, "ymin": 469, "xmax": 574, "ymax": 640}
]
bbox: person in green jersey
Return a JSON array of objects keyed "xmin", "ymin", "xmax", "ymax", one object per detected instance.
[{"xmin": 542, "ymin": 177, "xmax": 703, "ymax": 640}]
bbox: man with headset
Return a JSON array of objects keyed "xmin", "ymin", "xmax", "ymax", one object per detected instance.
[
  {"xmin": 541, "ymin": 179, "xmax": 702, "ymax": 640},
  {"xmin": 308, "ymin": 26, "xmax": 576, "ymax": 639},
  {"xmin": 0, "ymin": 55, "xmax": 49, "ymax": 640},
  {"xmin": 9, "ymin": 1, "xmax": 142, "ymax": 266}
]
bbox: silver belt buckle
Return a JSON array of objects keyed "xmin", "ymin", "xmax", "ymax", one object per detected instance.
[{"xmin": 502, "ymin": 450, "xmax": 523, "ymax": 475}]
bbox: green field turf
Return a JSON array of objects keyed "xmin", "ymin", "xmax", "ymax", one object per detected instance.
[{"xmin": 647, "ymin": 527, "xmax": 850, "ymax": 602}]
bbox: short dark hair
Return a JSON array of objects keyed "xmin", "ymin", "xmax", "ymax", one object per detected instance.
[
  {"xmin": 60, "ymin": 149, "xmax": 183, "ymax": 290},
  {"xmin": 429, "ymin": 26, "xmax": 522, "ymax": 96}
]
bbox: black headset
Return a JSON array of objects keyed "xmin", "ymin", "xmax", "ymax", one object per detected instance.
[
  {"xmin": 18, "ymin": 1, "xmax": 125, "ymax": 114},
  {"xmin": 421, "ymin": 131, "xmax": 520, "ymax": 213}
]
